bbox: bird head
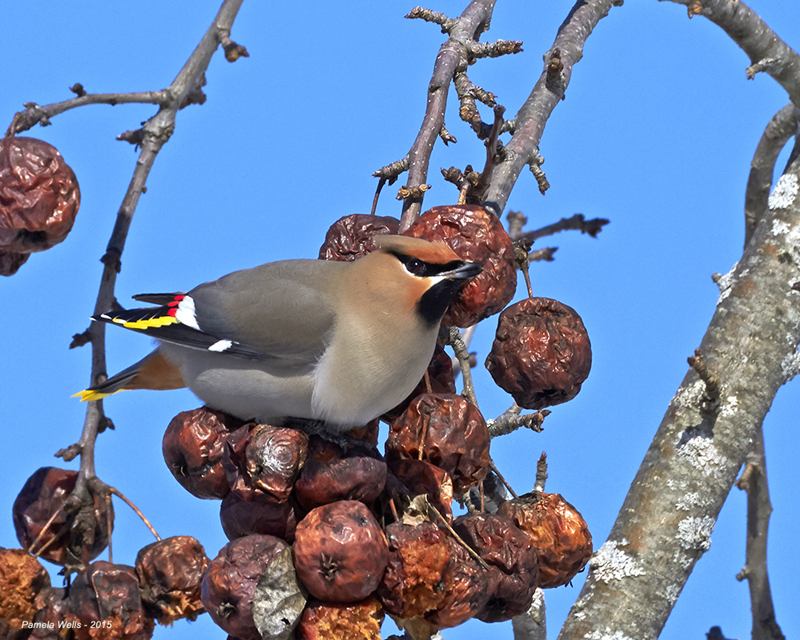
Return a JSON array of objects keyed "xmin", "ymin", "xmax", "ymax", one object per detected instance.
[{"xmin": 368, "ymin": 235, "xmax": 483, "ymax": 326}]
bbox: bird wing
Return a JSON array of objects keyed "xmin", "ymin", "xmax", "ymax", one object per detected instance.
[{"xmin": 98, "ymin": 259, "xmax": 341, "ymax": 363}]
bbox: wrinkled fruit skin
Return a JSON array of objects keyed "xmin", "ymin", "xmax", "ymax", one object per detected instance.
[
  {"xmin": 0, "ymin": 248, "xmax": 29, "ymax": 276},
  {"xmin": 377, "ymin": 521, "xmax": 451, "ymax": 618},
  {"xmin": 201, "ymin": 534, "xmax": 289, "ymax": 640},
  {"xmin": 486, "ymin": 297, "xmax": 592, "ymax": 409},
  {"xmin": 293, "ymin": 501, "xmax": 388, "ymax": 603},
  {"xmin": 453, "ymin": 513, "xmax": 539, "ymax": 623},
  {"xmin": 162, "ymin": 407, "xmax": 242, "ymax": 499},
  {"xmin": 0, "ymin": 137, "xmax": 80, "ymax": 253},
  {"xmin": 295, "ymin": 436, "xmax": 387, "ymax": 510},
  {"xmin": 220, "ymin": 491, "xmax": 303, "ymax": 542},
  {"xmin": 135, "ymin": 536, "xmax": 209, "ymax": 624},
  {"xmin": 404, "ymin": 204, "xmax": 516, "ymax": 327},
  {"xmin": 425, "ymin": 535, "xmax": 489, "ymax": 628},
  {"xmin": 297, "ymin": 597, "xmax": 384, "ymax": 640},
  {"xmin": 388, "ymin": 459, "xmax": 454, "ymax": 523},
  {"xmin": 66, "ymin": 561, "xmax": 154, "ymax": 640},
  {"xmin": 319, "ymin": 214, "xmax": 400, "ymax": 261},
  {"xmin": 386, "ymin": 393, "xmax": 490, "ymax": 494},
  {"xmin": 497, "ymin": 492, "xmax": 592, "ymax": 588},
  {"xmin": 12, "ymin": 467, "xmax": 113, "ymax": 568},
  {"xmin": 0, "ymin": 548, "xmax": 51, "ymax": 633}
]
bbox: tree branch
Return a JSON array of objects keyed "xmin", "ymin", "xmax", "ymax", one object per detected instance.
[
  {"xmin": 744, "ymin": 103, "xmax": 800, "ymax": 246},
  {"xmin": 660, "ymin": 0, "xmax": 800, "ymax": 106},
  {"xmin": 734, "ymin": 426, "xmax": 785, "ymax": 640},
  {"xmin": 558, "ymin": 151, "xmax": 800, "ymax": 639},
  {"xmin": 484, "ymin": 0, "xmax": 620, "ymax": 217},
  {"xmin": 379, "ymin": 0, "xmax": 499, "ymax": 230},
  {"xmin": 63, "ymin": 0, "xmax": 247, "ymax": 504}
]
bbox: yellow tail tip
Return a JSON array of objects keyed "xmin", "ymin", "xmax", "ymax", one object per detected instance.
[{"xmin": 72, "ymin": 389, "xmax": 114, "ymax": 402}]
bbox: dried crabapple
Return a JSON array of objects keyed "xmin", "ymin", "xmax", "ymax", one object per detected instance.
[
  {"xmin": 0, "ymin": 136, "xmax": 80, "ymax": 253},
  {"xmin": 297, "ymin": 597, "xmax": 384, "ymax": 640},
  {"xmin": 201, "ymin": 534, "xmax": 289, "ymax": 640},
  {"xmin": 404, "ymin": 204, "xmax": 516, "ymax": 327},
  {"xmin": 162, "ymin": 407, "xmax": 242, "ymax": 499},
  {"xmin": 386, "ymin": 392, "xmax": 490, "ymax": 494},
  {"xmin": 12, "ymin": 467, "xmax": 113, "ymax": 568},
  {"xmin": 135, "ymin": 535, "xmax": 209, "ymax": 624},
  {"xmin": 319, "ymin": 213, "xmax": 400, "ymax": 261},
  {"xmin": 293, "ymin": 500, "xmax": 388, "ymax": 603},
  {"xmin": 453, "ymin": 512, "xmax": 539, "ymax": 623},
  {"xmin": 497, "ymin": 491, "xmax": 592, "ymax": 588},
  {"xmin": 486, "ymin": 297, "xmax": 592, "ymax": 409}
]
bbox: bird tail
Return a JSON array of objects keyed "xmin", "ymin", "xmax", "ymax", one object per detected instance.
[{"xmin": 73, "ymin": 351, "xmax": 185, "ymax": 402}]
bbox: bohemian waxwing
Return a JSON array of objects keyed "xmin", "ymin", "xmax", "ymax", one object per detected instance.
[{"xmin": 76, "ymin": 235, "xmax": 482, "ymax": 432}]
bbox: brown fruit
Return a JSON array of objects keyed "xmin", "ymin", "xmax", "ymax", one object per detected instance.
[
  {"xmin": 135, "ymin": 536, "xmax": 209, "ymax": 624},
  {"xmin": 293, "ymin": 501, "xmax": 388, "ymax": 603},
  {"xmin": 426, "ymin": 535, "xmax": 489, "ymax": 628},
  {"xmin": 319, "ymin": 213, "xmax": 400, "ymax": 261},
  {"xmin": 162, "ymin": 407, "xmax": 242, "ymax": 499},
  {"xmin": 220, "ymin": 491, "xmax": 303, "ymax": 543},
  {"xmin": 497, "ymin": 491, "xmax": 592, "ymax": 588},
  {"xmin": 12, "ymin": 467, "xmax": 113, "ymax": 568},
  {"xmin": 0, "ymin": 548, "xmax": 51, "ymax": 633},
  {"xmin": 0, "ymin": 137, "xmax": 80, "ymax": 253},
  {"xmin": 386, "ymin": 393, "xmax": 490, "ymax": 494},
  {"xmin": 0, "ymin": 248, "xmax": 29, "ymax": 276},
  {"xmin": 244, "ymin": 424, "xmax": 309, "ymax": 501},
  {"xmin": 29, "ymin": 586, "xmax": 71, "ymax": 639},
  {"xmin": 453, "ymin": 513, "xmax": 539, "ymax": 623},
  {"xmin": 65, "ymin": 561, "xmax": 154, "ymax": 640},
  {"xmin": 388, "ymin": 459, "xmax": 454, "ymax": 522},
  {"xmin": 377, "ymin": 521, "xmax": 451, "ymax": 618},
  {"xmin": 404, "ymin": 204, "xmax": 516, "ymax": 327},
  {"xmin": 485, "ymin": 297, "xmax": 592, "ymax": 409},
  {"xmin": 383, "ymin": 344, "xmax": 457, "ymax": 422},
  {"xmin": 201, "ymin": 534, "xmax": 289, "ymax": 640},
  {"xmin": 294, "ymin": 436, "xmax": 387, "ymax": 510},
  {"xmin": 297, "ymin": 597, "xmax": 384, "ymax": 640}
]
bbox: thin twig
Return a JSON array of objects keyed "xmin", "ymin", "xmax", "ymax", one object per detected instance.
[
  {"xmin": 423, "ymin": 496, "xmax": 491, "ymax": 571},
  {"xmin": 734, "ymin": 426, "xmax": 785, "ymax": 640},
  {"xmin": 534, "ymin": 452, "xmax": 548, "ymax": 492},
  {"xmin": 448, "ymin": 327, "xmax": 479, "ymax": 408},
  {"xmin": 109, "ymin": 486, "xmax": 161, "ymax": 542},
  {"xmin": 519, "ymin": 213, "xmax": 609, "ymax": 243},
  {"xmin": 27, "ymin": 503, "xmax": 66, "ymax": 557},
  {"xmin": 64, "ymin": 0, "xmax": 247, "ymax": 506},
  {"xmin": 393, "ymin": 0, "xmax": 500, "ymax": 230},
  {"xmin": 489, "ymin": 459, "xmax": 518, "ymax": 499}
]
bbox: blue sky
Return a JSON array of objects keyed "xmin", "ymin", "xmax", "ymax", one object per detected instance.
[{"xmin": 2, "ymin": 2, "xmax": 799, "ymax": 639}]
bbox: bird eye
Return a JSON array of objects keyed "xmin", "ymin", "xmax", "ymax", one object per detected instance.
[{"xmin": 405, "ymin": 258, "xmax": 427, "ymax": 277}]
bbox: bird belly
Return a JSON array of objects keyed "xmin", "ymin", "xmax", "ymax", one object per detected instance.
[
  {"xmin": 159, "ymin": 344, "xmax": 315, "ymax": 423},
  {"xmin": 310, "ymin": 329, "xmax": 435, "ymax": 430}
]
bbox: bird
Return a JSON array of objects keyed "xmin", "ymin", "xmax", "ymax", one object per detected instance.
[{"xmin": 76, "ymin": 235, "xmax": 482, "ymax": 432}]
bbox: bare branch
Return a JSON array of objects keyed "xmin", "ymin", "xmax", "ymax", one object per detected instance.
[
  {"xmin": 62, "ymin": 0, "xmax": 246, "ymax": 504},
  {"xmin": 487, "ymin": 403, "xmax": 549, "ymax": 437},
  {"xmin": 447, "ymin": 326, "xmax": 479, "ymax": 408},
  {"xmin": 405, "ymin": 7, "xmax": 457, "ymax": 34},
  {"xmin": 519, "ymin": 213, "xmax": 609, "ymax": 243},
  {"xmin": 558, "ymin": 150, "xmax": 800, "ymax": 640},
  {"xmin": 661, "ymin": 0, "xmax": 800, "ymax": 106},
  {"xmin": 393, "ymin": 0, "xmax": 500, "ymax": 230},
  {"xmin": 734, "ymin": 427, "xmax": 786, "ymax": 640},
  {"xmin": 484, "ymin": 0, "xmax": 619, "ymax": 217},
  {"xmin": 745, "ymin": 103, "xmax": 800, "ymax": 246},
  {"xmin": 6, "ymin": 91, "xmax": 171, "ymax": 136}
]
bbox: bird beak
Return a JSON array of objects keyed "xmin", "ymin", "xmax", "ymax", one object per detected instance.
[{"xmin": 442, "ymin": 261, "xmax": 483, "ymax": 282}]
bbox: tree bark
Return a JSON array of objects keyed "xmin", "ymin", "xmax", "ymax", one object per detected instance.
[{"xmin": 558, "ymin": 148, "xmax": 800, "ymax": 639}]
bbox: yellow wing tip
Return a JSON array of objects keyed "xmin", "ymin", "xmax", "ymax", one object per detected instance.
[{"xmin": 73, "ymin": 389, "xmax": 114, "ymax": 402}]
